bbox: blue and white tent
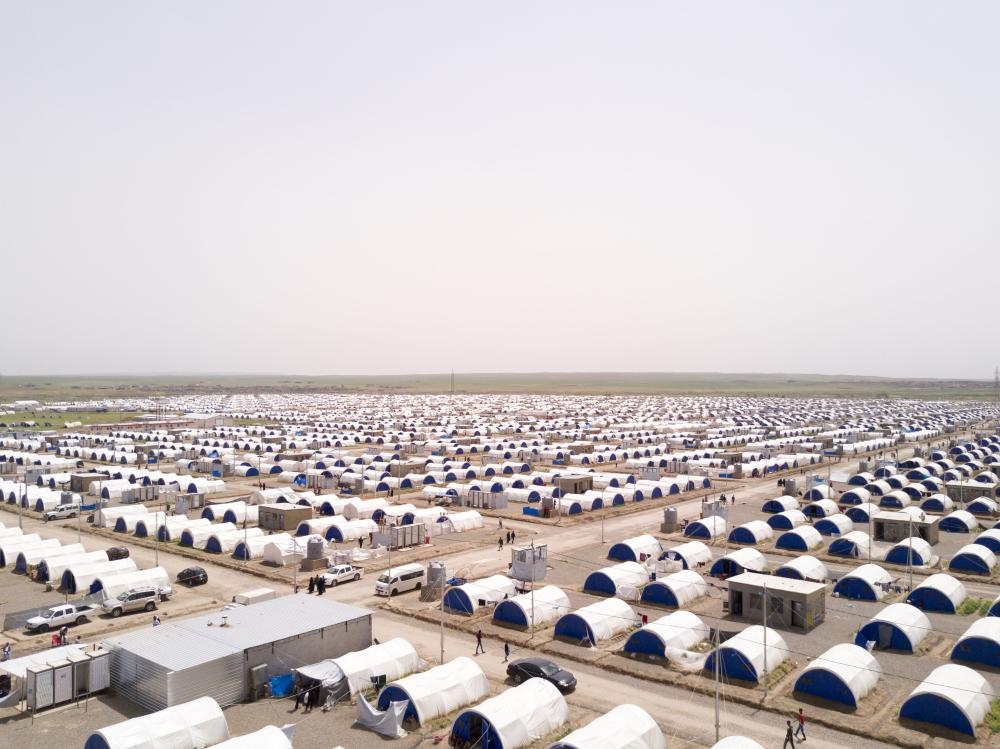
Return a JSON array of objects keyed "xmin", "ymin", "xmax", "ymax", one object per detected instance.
[
  {"xmin": 774, "ymin": 555, "xmax": 828, "ymax": 582},
  {"xmin": 793, "ymin": 643, "xmax": 880, "ymax": 708},
  {"xmin": 727, "ymin": 521, "xmax": 773, "ymax": 546},
  {"xmin": 949, "ymin": 544, "xmax": 997, "ymax": 575},
  {"xmin": 554, "ymin": 598, "xmax": 635, "ymax": 645},
  {"xmin": 709, "ymin": 548, "xmax": 766, "ymax": 578},
  {"xmin": 939, "ymin": 509, "xmax": 977, "ymax": 532},
  {"xmin": 639, "ymin": 570, "xmax": 708, "ymax": 608},
  {"xmin": 906, "ymin": 573, "xmax": 967, "ymax": 613},
  {"xmin": 582, "ymin": 562, "xmax": 648, "ymax": 597},
  {"xmin": 660, "ymin": 541, "xmax": 711, "ymax": 570},
  {"xmin": 547, "ymin": 704, "xmax": 667, "ymax": 749},
  {"xmin": 951, "ymin": 618, "xmax": 1000, "ymax": 668},
  {"xmin": 703, "ymin": 626, "xmax": 787, "ymax": 684},
  {"xmin": 815, "ymin": 514, "xmax": 852, "ymax": 536},
  {"xmin": 623, "ymin": 610, "xmax": 709, "ymax": 658},
  {"xmin": 885, "ymin": 537, "xmax": 933, "ymax": 566},
  {"xmin": 493, "ymin": 585, "xmax": 570, "ymax": 629},
  {"xmin": 834, "ymin": 564, "xmax": 892, "ymax": 601},
  {"xmin": 775, "ymin": 526, "xmax": 822, "ymax": 552},
  {"xmin": 899, "ymin": 664, "xmax": 993, "ymax": 736},
  {"xmin": 766, "ymin": 510, "xmax": 806, "ymax": 530},
  {"xmin": 607, "ymin": 534, "xmax": 662, "ymax": 563},
  {"xmin": 854, "ymin": 603, "xmax": 929, "ymax": 652}
]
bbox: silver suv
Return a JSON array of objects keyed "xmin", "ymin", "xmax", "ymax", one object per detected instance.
[{"xmin": 101, "ymin": 586, "xmax": 160, "ymax": 618}]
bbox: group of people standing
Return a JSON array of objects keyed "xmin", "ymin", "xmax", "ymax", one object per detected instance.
[
  {"xmin": 498, "ymin": 527, "xmax": 516, "ymax": 550},
  {"xmin": 306, "ymin": 574, "xmax": 329, "ymax": 595}
]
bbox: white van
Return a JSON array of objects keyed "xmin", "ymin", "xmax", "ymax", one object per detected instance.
[
  {"xmin": 230, "ymin": 588, "xmax": 277, "ymax": 607},
  {"xmin": 374, "ymin": 563, "xmax": 426, "ymax": 596}
]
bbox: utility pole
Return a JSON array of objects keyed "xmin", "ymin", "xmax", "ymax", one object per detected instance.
[
  {"xmin": 714, "ymin": 624, "xmax": 721, "ymax": 743},
  {"xmin": 440, "ymin": 567, "xmax": 446, "ymax": 665},
  {"xmin": 762, "ymin": 579, "xmax": 768, "ymax": 699}
]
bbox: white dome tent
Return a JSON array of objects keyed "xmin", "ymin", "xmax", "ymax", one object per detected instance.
[
  {"xmin": 554, "ymin": 598, "xmax": 636, "ymax": 645},
  {"xmin": 84, "ymin": 696, "xmax": 229, "ymax": 749},
  {"xmin": 623, "ymin": 611, "xmax": 709, "ymax": 658},
  {"xmin": 704, "ymin": 625, "xmax": 787, "ymax": 684},
  {"xmin": 899, "ymin": 664, "xmax": 994, "ymax": 736},
  {"xmin": 295, "ymin": 638, "xmax": 420, "ymax": 699},
  {"xmin": 853, "ymin": 603, "xmax": 930, "ymax": 652},
  {"xmin": 793, "ymin": 643, "xmax": 881, "ymax": 708},
  {"xmin": 493, "ymin": 586, "xmax": 571, "ymax": 629},
  {"xmin": 449, "ymin": 678, "xmax": 568, "ymax": 749},
  {"xmin": 546, "ymin": 704, "xmax": 667, "ymax": 749},
  {"xmin": 376, "ymin": 656, "xmax": 490, "ymax": 726}
]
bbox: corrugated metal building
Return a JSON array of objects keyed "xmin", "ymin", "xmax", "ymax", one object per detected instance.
[{"xmin": 102, "ymin": 595, "xmax": 372, "ymax": 711}]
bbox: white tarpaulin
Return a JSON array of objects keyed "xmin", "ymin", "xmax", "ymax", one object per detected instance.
[{"xmin": 356, "ymin": 694, "xmax": 407, "ymax": 738}]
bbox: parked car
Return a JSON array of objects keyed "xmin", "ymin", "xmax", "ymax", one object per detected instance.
[
  {"xmin": 176, "ymin": 566, "xmax": 208, "ymax": 586},
  {"xmin": 25, "ymin": 604, "xmax": 95, "ymax": 632},
  {"xmin": 374, "ymin": 563, "xmax": 425, "ymax": 596},
  {"xmin": 44, "ymin": 504, "xmax": 79, "ymax": 521},
  {"xmin": 322, "ymin": 564, "xmax": 364, "ymax": 587},
  {"xmin": 105, "ymin": 546, "xmax": 130, "ymax": 561},
  {"xmin": 101, "ymin": 586, "xmax": 161, "ymax": 618},
  {"xmin": 506, "ymin": 658, "xmax": 576, "ymax": 693}
]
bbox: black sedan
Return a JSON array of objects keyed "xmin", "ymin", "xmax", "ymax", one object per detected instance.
[
  {"xmin": 176, "ymin": 566, "xmax": 208, "ymax": 586},
  {"xmin": 506, "ymin": 657, "xmax": 576, "ymax": 693}
]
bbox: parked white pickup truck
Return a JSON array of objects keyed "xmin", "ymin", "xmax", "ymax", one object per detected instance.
[
  {"xmin": 321, "ymin": 564, "xmax": 364, "ymax": 586},
  {"xmin": 25, "ymin": 603, "xmax": 95, "ymax": 632}
]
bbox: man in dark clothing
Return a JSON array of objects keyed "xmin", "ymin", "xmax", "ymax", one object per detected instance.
[
  {"xmin": 474, "ymin": 630, "xmax": 485, "ymax": 655},
  {"xmin": 783, "ymin": 720, "xmax": 796, "ymax": 749}
]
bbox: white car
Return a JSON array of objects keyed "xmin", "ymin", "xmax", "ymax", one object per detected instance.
[
  {"xmin": 25, "ymin": 604, "xmax": 94, "ymax": 632},
  {"xmin": 44, "ymin": 503, "xmax": 79, "ymax": 521},
  {"xmin": 321, "ymin": 564, "xmax": 364, "ymax": 586}
]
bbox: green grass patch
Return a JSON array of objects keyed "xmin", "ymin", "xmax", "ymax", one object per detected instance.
[
  {"xmin": 0, "ymin": 410, "xmax": 143, "ymax": 430},
  {"xmin": 958, "ymin": 597, "xmax": 988, "ymax": 616},
  {"xmin": 985, "ymin": 699, "xmax": 1000, "ymax": 733}
]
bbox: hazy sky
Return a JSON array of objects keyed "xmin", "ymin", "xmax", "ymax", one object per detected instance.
[{"xmin": 2, "ymin": 2, "xmax": 999, "ymax": 379}]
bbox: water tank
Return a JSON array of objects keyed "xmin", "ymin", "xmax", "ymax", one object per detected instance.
[
  {"xmin": 427, "ymin": 561, "xmax": 446, "ymax": 590},
  {"xmin": 784, "ymin": 478, "xmax": 798, "ymax": 496},
  {"xmin": 306, "ymin": 538, "xmax": 325, "ymax": 560},
  {"xmin": 422, "ymin": 561, "xmax": 447, "ymax": 602}
]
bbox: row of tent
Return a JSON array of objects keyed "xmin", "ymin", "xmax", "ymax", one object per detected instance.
[{"xmin": 0, "ymin": 522, "xmax": 168, "ymax": 594}]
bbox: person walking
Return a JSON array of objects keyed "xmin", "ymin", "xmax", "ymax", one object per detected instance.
[
  {"xmin": 302, "ymin": 685, "xmax": 311, "ymax": 713},
  {"xmin": 317, "ymin": 575, "xmax": 326, "ymax": 595},
  {"xmin": 308, "ymin": 576, "xmax": 315, "ymax": 594},
  {"xmin": 783, "ymin": 720, "xmax": 796, "ymax": 749},
  {"xmin": 510, "ymin": 530, "xmax": 516, "ymax": 542},
  {"xmin": 503, "ymin": 642, "xmax": 510, "ymax": 662},
  {"xmin": 498, "ymin": 537, "xmax": 504, "ymax": 551},
  {"xmin": 474, "ymin": 629, "xmax": 485, "ymax": 655},
  {"xmin": 358, "ymin": 537, "xmax": 364, "ymax": 549},
  {"xmin": 794, "ymin": 708, "xmax": 806, "ymax": 741},
  {"xmin": 2, "ymin": 643, "xmax": 11, "ymax": 661}
]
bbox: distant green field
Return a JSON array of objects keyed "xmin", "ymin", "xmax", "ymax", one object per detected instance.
[
  {"xmin": 0, "ymin": 372, "xmax": 995, "ymax": 401},
  {"xmin": 0, "ymin": 410, "xmax": 142, "ymax": 431}
]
